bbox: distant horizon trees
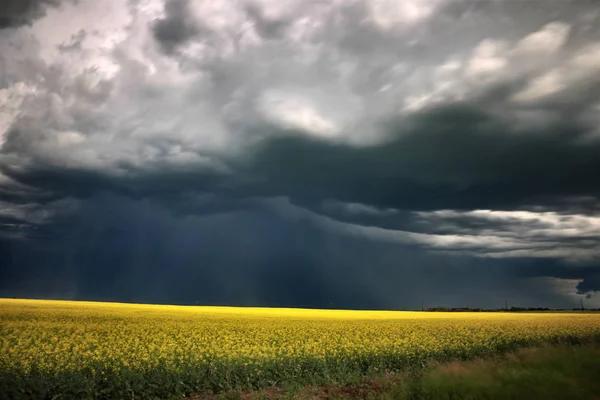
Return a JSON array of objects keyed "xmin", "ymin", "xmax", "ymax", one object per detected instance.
[{"xmin": 424, "ymin": 306, "xmax": 600, "ymax": 312}]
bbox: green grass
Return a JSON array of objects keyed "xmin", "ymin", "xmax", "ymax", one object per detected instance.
[
  {"xmin": 226, "ymin": 344, "xmax": 600, "ymax": 399},
  {"xmin": 395, "ymin": 344, "xmax": 600, "ymax": 400}
]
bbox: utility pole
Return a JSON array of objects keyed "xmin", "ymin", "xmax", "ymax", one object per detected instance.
[
  {"xmin": 421, "ymin": 300, "xmax": 424, "ymax": 312},
  {"xmin": 581, "ymin": 298, "xmax": 584, "ymax": 311},
  {"xmin": 505, "ymin": 299, "xmax": 508, "ymax": 311}
]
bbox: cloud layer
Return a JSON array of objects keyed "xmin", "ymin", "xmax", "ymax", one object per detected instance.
[{"xmin": 1, "ymin": 0, "xmax": 600, "ymax": 308}]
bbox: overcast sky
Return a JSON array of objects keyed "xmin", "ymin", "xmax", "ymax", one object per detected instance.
[{"xmin": 1, "ymin": 0, "xmax": 600, "ymax": 309}]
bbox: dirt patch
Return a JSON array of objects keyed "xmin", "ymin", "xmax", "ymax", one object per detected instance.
[
  {"xmin": 435, "ymin": 359, "xmax": 480, "ymax": 376},
  {"xmin": 295, "ymin": 375, "xmax": 398, "ymax": 399},
  {"xmin": 188, "ymin": 387, "xmax": 286, "ymax": 400},
  {"xmin": 188, "ymin": 374, "xmax": 402, "ymax": 399}
]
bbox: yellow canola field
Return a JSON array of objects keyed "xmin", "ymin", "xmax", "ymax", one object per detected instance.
[{"xmin": 2, "ymin": 298, "xmax": 600, "ymax": 398}]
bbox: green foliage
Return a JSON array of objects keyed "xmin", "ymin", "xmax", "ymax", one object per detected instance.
[{"xmin": 389, "ymin": 345, "xmax": 600, "ymax": 400}]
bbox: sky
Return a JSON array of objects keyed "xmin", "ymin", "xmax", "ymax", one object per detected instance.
[{"xmin": 1, "ymin": 0, "xmax": 600, "ymax": 310}]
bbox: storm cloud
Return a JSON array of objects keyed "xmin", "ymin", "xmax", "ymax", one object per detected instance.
[
  {"xmin": 1, "ymin": 0, "xmax": 600, "ymax": 309},
  {"xmin": 0, "ymin": 0, "xmax": 67, "ymax": 29}
]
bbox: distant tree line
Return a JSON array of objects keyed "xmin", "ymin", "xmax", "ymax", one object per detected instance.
[{"xmin": 424, "ymin": 307, "xmax": 600, "ymax": 312}]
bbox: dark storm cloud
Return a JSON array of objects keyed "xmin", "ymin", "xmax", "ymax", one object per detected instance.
[
  {"xmin": 152, "ymin": 0, "xmax": 199, "ymax": 53},
  {"xmin": 244, "ymin": 103, "xmax": 600, "ymax": 212},
  {"xmin": 6, "ymin": 99, "xmax": 600, "ymax": 217},
  {"xmin": 577, "ymin": 275, "xmax": 600, "ymax": 297},
  {"xmin": 0, "ymin": 193, "xmax": 588, "ymax": 309},
  {"xmin": 0, "ymin": 0, "xmax": 66, "ymax": 29},
  {"xmin": 509, "ymin": 258, "xmax": 600, "ymax": 298},
  {"xmin": 2, "ymin": 0, "xmax": 600, "ymax": 308}
]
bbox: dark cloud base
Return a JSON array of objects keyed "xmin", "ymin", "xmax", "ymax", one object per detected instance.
[
  {"xmin": 1, "ymin": 193, "xmax": 595, "ymax": 309},
  {"xmin": 2, "ymin": 103, "xmax": 600, "ymax": 308},
  {"xmin": 243, "ymin": 104, "xmax": 600, "ymax": 213},
  {"xmin": 5, "ymin": 103, "xmax": 600, "ymax": 212}
]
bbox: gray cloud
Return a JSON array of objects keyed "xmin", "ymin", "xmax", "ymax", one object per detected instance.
[
  {"xmin": 412, "ymin": 209, "xmax": 600, "ymax": 261},
  {"xmin": 152, "ymin": 0, "xmax": 199, "ymax": 53},
  {"xmin": 1, "ymin": 0, "xmax": 600, "ymax": 307},
  {"xmin": 0, "ymin": 0, "xmax": 67, "ymax": 29}
]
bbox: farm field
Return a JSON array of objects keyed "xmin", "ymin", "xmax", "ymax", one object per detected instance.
[{"xmin": 2, "ymin": 299, "xmax": 600, "ymax": 399}]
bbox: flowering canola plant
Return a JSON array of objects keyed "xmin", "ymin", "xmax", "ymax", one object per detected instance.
[{"xmin": 1, "ymin": 299, "xmax": 600, "ymax": 399}]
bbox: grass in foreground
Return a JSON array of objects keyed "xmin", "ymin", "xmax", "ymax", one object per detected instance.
[
  {"xmin": 210, "ymin": 344, "xmax": 600, "ymax": 399},
  {"xmin": 406, "ymin": 344, "xmax": 600, "ymax": 400},
  {"xmin": 2, "ymin": 299, "xmax": 600, "ymax": 399}
]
